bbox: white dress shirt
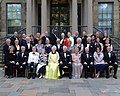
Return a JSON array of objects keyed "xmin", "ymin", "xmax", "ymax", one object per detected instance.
[{"xmin": 28, "ymin": 52, "xmax": 39, "ymax": 64}]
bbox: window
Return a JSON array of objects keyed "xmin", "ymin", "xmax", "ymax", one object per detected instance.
[
  {"xmin": 98, "ymin": 3, "xmax": 113, "ymax": 34},
  {"xmin": 7, "ymin": 4, "xmax": 21, "ymax": 34}
]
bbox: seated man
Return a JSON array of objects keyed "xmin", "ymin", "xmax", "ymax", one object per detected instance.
[
  {"xmin": 59, "ymin": 46, "xmax": 72, "ymax": 79},
  {"xmin": 27, "ymin": 46, "xmax": 39, "ymax": 79},
  {"xmin": 81, "ymin": 47, "xmax": 94, "ymax": 78},
  {"xmin": 16, "ymin": 46, "xmax": 28, "ymax": 77},
  {"xmin": 104, "ymin": 46, "xmax": 118, "ymax": 79}
]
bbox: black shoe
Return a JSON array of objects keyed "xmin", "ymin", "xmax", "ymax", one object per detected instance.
[
  {"xmin": 32, "ymin": 73, "xmax": 36, "ymax": 79},
  {"xmin": 59, "ymin": 76, "xmax": 62, "ymax": 79},
  {"xmin": 113, "ymin": 76, "xmax": 117, "ymax": 79},
  {"xmin": 69, "ymin": 76, "xmax": 72, "ymax": 79},
  {"xmin": 27, "ymin": 74, "xmax": 31, "ymax": 79},
  {"xmin": 91, "ymin": 76, "xmax": 94, "ymax": 79},
  {"xmin": 85, "ymin": 76, "xmax": 88, "ymax": 79},
  {"xmin": 7, "ymin": 76, "xmax": 10, "ymax": 78},
  {"xmin": 106, "ymin": 76, "xmax": 109, "ymax": 79},
  {"xmin": 22, "ymin": 74, "xmax": 25, "ymax": 77}
]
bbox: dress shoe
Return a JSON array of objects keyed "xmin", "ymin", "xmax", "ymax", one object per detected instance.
[
  {"xmin": 27, "ymin": 74, "xmax": 31, "ymax": 79},
  {"xmin": 106, "ymin": 76, "xmax": 109, "ymax": 79},
  {"xmin": 59, "ymin": 76, "xmax": 62, "ymax": 79},
  {"xmin": 91, "ymin": 76, "xmax": 94, "ymax": 79},
  {"xmin": 69, "ymin": 76, "xmax": 72, "ymax": 79},
  {"xmin": 113, "ymin": 76, "xmax": 117, "ymax": 79},
  {"xmin": 32, "ymin": 74, "xmax": 36, "ymax": 79},
  {"xmin": 85, "ymin": 75, "xmax": 88, "ymax": 79}
]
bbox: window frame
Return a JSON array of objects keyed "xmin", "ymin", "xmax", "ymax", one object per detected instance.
[
  {"xmin": 98, "ymin": 2, "xmax": 114, "ymax": 35},
  {"xmin": 6, "ymin": 3, "xmax": 22, "ymax": 35}
]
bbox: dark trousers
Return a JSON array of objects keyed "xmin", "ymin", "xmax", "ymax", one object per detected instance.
[
  {"xmin": 105, "ymin": 64, "xmax": 118, "ymax": 77},
  {"xmin": 59, "ymin": 62, "xmax": 72, "ymax": 77},
  {"xmin": 6, "ymin": 63, "xmax": 15, "ymax": 76},
  {"xmin": 38, "ymin": 65, "xmax": 46, "ymax": 76},
  {"xmin": 27, "ymin": 62, "xmax": 37, "ymax": 79},
  {"xmin": 28, "ymin": 63, "xmax": 37, "ymax": 74},
  {"xmin": 16, "ymin": 65, "xmax": 26, "ymax": 77},
  {"xmin": 83, "ymin": 64, "xmax": 94, "ymax": 78}
]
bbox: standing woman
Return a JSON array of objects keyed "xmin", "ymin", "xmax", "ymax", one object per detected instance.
[
  {"xmin": 14, "ymin": 39, "xmax": 20, "ymax": 55},
  {"xmin": 72, "ymin": 48, "xmax": 83, "ymax": 79},
  {"xmin": 45, "ymin": 38, "xmax": 51, "ymax": 56},
  {"xmin": 94, "ymin": 47, "xmax": 105, "ymax": 78},
  {"xmin": 6, "ymin": 45, "xmax": 16, "ymax": 78},
  {"xmin": 74, "ymin": 37, "xmax": 84, "ymax": 54},
  {"xmin": 45, "ymin": 46, "xmax": 60, "ymax": 79},
  {"xmin": 102, "ymin": 31, "xmax": 111, "ymax": 46},
  {"xmin": 35, "ymin": 39, "xmax": 44, "ymax": 54}
]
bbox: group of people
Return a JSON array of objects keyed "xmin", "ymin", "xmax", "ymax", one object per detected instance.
[{"xmin": 3, "ymin": 30, "xmax": 118, "ymax": 79}]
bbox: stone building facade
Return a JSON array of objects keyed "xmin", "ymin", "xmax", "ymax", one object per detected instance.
[{"xmin": 0, "ymin": 0, "xmax": 119, "ymax": 38}]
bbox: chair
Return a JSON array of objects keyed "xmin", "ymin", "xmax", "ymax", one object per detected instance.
[
  {"xmin": 4, "ymin": 65, "xmax": 8, "ymax": 77},
  {"xmin": 62, "ymin": 66, "xmax": 69, "ymax": 77},
  {"xmin": 109, "ymin": 65, "xmax": 114, "ymax": 76}
]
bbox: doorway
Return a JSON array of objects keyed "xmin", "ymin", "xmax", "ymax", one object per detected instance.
[{"xmin": 50, "ymin": 0, "xmax": 70, "ymax": 38}]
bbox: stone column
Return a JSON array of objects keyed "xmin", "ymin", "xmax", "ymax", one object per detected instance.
[
  {"xmin": 72, "ymin": 0, "xmax": 78, "ymax": 35},
  {"xmin": 41, "ymin": 0, "xmax": 47, "ymax": 35},
  {"xmin": 32, "ymin": 0, "xmax": 37, "ymax": 35},
  {"xmin": 83, "ymin": 0, "xmax": 93, "ymax": 35},
  {"xmin": 26, "ymin": 0, "xmax": 32, "ymax": 36}
]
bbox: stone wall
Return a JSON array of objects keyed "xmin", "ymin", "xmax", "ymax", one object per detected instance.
[
  {"xmin": 93, "ymin": 0, "xmax": 120, "ymax": 36},
  {"xmin": 0, "ymin": 0, "xmax": 120, "ymax": 37},
  {"xmin": 0, "ymin": 0, "xmax": 26, "ymax": 38}
]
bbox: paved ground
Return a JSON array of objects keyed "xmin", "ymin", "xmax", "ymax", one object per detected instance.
[{"xmin": 0, "ymin": 69, "xmax": 120, "ymax": 96}]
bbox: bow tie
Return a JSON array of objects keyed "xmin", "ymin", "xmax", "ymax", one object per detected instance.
[{"xmin": 32, "ymin": 53, "xmax": 35, "ymax": 54}]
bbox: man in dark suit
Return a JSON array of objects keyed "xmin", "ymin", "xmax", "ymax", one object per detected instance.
[
  {"xmin": 59, "ymin": 46, "xmax": 72, "ymax": 79},
  {"xmin": 25, "ymin": 36, "xmax": 32, "ymax": 53},
  {"xmin": 74, "ymin": 31, "xmax": 80, "ymax": 44},
  {"xmin": 10, "ymin": 31, "xmax": 19, "ymax": 46},
  {"xmin": 86, "ymin": 37, "xmax": 95, "ymax": 55},
  {"xmin": 16, "ymin": 46, "xmax": 28, "ymax": 77},
  {"xmin": 81, "ymin": 31, "xmax": 88, "ymax": 49},
  {"xmin": 42, "ymin": 31, "xmax": 50, "ymax": 45},
  {"xmin": 19, "ymin": 33, "xmax": 27, "ymax": 46},
  {"xmin": 81, "ymin": 47, "xmax": 94, "ymax": 78},
  {"xmin": 3, "ymin": 39, "xmax": 11, "ymax": 64},
  {"xmin": 3, "ymin": 39, "xmax": 11, "ymax": 76},
  {"xmin": 55, "ymin": 38, "xmax": 63, "ymax": 54},
  {"xmin": 104, "ymin": 46, "xmax": 118, "ymax": 79}
]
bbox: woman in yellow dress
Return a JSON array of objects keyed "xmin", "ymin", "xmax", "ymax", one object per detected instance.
[{"xmin": 45, "ymin": 45, "xmax": 60, "ymax": 79}]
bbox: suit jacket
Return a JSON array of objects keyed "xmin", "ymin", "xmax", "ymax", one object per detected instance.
[
  {"xmin": 3, "ymin": 44, "xmax": 10, "ymax": 55},
  {"xmin": 25, "ymin": 42, "xmax": 32, "ymax": 53},
  {"xmin": 19, "ymin": 39, "xmax": 27, "ymax": 46},
  {"xmin": 42, "ymin": 36, "xmax": 50, "ymax": 45},
  {"xmin": 6, "ymin": 52, "xmax": 16, "ymax": 65},
  {"xmin": 10, "ymin": 36, "xmax": 19, "ymax": 46},
  {"xmin": 87, "ymin": 42, "xmax": 95, "ymax": 54},
  {"xmin": 16, "ymin": 52, "xmax": 28, "ymax": 65},
  {"xmin": 60, "ymin": 51, "xmax": 72, "ymax": 63},
  {"xmin": 104, "ymin": 51, "xmax": 117, "ymax": 64},
  {"xmin": 81, "ymin": 35, "xmax": 88, "ymax": 48},
  {"xmin": 3, "ymin": 44, "xmax": 10, "ymax": 64},
  {"xmin": 74, "ymin": 35, "xmax": 80, "ymax": 44},
  {"xmin": 81, "ymin": 52, "xmax": 94, "ymax": 65},
  {"xmin": 55, "ymin": 44, "xmax": 63, "ymax": 54}
]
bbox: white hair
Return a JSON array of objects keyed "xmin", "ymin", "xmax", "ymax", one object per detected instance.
[{"xmin": 52, "ymin": 45, "xmax": 57, "ymax": 51}]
